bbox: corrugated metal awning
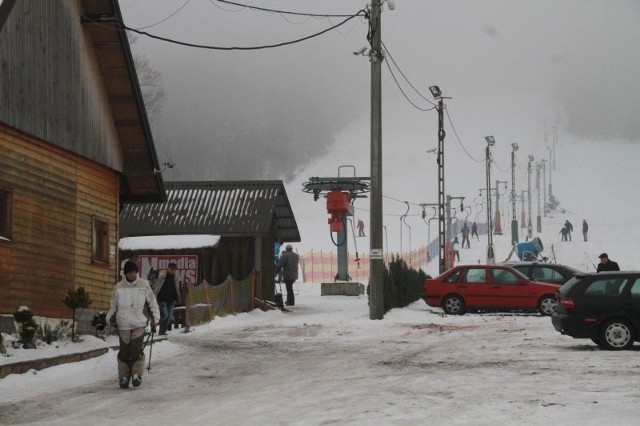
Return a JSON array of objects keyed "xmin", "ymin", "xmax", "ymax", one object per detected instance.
[{"xmin": 119, "ymin": 181, "xmax": 301, "ymax": 242}]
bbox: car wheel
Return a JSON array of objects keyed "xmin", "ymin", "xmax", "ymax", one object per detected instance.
[
  {"xmin": 537, "ymin": 295, "xmax": 557, "ymax": 316},
  {"xmin": 442, "ymin": 295, "xmax": 466, "ymax": 315},
  {"xmin": 599, "ymin": 319, "xmax": 635, "ymax": 350}
]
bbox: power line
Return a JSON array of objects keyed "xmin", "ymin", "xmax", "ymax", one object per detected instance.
[
  {"xmin": 444, "ymin": 108, "xmax": 484, "ymax": 163},
  {"xmin": 215, "ymin": 0, "xmax": 362, "ymax": 18},
  {"xmin": 109, "ymin": 10, "xmax": 365, "ymax": 51},
  {"xmin": 383, "ymin": 58, "xmax": 436, "ymax": 112},
  {"xmin": 381, "ymin": 42, "xmax": 436, "ymax": 106}
]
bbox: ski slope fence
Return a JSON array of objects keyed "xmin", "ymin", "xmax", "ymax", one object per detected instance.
[
  {"xmin": 186, "ymin": 272, "xmax": 254, "ymax": 325},
  {"xmin": 298, "ymin": 219, "xmax": 491, "ymax": 283}
]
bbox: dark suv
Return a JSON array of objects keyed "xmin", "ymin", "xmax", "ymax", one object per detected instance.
[
  {"xmin": 552, "ymin": 272, "xmax": 640, "ymax": 350},
  {"xmin": 501, "ymin": 261, "xmax": 582, "ymax": 285}
]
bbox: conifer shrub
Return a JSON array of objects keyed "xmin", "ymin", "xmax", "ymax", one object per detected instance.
[
  {"xmin": 369, "ymin": 256, "xmax": 430, "ymax": 314},
  {"xmin": 62, "ymin": 287, "xmax": 92, "ymax": 341},
  {"xmin": 13, "ymin": 306, "xmax": 38, "ymax": 349}
]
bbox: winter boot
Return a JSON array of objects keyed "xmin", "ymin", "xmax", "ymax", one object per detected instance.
[
  {"xmin": 119, "ymin": 376, "xmax": 130, "ymax": 389},
  {"xmin": 132, "ymin": 374, "xmax": 142, "ymax": 387}
]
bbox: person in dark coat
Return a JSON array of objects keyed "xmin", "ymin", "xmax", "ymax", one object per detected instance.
[
  {"xmin": 153, "ymin": 262, "xmax": 182, "ymax": 335},
  {"xmin": 597, "ymin": 253, "xmax": 620, "ymax": 272},
  {"xmin": 582, "ymin": 220, "xmax": 589, "ymax": 241},
  {"xmin": 276, "ymin": 244, "xmax": 299, "ymax": 306},
  {"xmin": 564, "ymin": 220, "xmax": 573, "ymax": 241},
  {"xmin": 559, "ymin": 225, "xmax": 569, "ymax": 241},
  {"xmin": 471, "ymin": 222, "xmax": 479, "ymax": 241}
]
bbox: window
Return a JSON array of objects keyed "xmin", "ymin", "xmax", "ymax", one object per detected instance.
[
  {"xmin": 492, "ymin": 269, "xmax": 519, "ymax": 284},
  {"xmin": 92, "ymin": 217, "xmax": 109, "ymax": 264},
  {"xmin": 0, "ymin": 190, "xmax": 12, "ymax": 241},
  {"xmin": 465, "ymin": 268, "xmax": 487, "ymax": 283},
  {"xmin": 585, "ymin": 278, "xmax": 627, "ymax": 297},
  {"xmin": 630, "ymin": 278, "xmax": 640, "ymax": 298}
]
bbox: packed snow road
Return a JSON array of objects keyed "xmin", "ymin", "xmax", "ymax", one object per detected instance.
[{"xmin": 2, "ymin": 284, "xmax": 640, "ymax": 425}]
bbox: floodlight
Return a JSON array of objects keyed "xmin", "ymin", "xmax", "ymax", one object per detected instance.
[
  {"xmin": 429, "ymin": 86, "xmax": 442, "ymax": 99},
  {"xmin": 528, "ymin": 155, "xmax": 534, "ymax": 161},
  {"xmin": 511, "ymin": 143, "xmax": 519, "ymax": 151},
  {"xmin": 485, "ymin": 136, "xmax": 495, "ymax": 146}
]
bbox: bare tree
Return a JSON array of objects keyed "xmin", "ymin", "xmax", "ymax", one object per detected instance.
[{"xmin": 128, "ymin": 34, "xmax": 165, "ymax": 123}]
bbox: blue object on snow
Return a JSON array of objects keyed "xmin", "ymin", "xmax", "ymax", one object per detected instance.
[{"xmin": 515, "ymin": 237, "xmax": 544, "ymax": 261}]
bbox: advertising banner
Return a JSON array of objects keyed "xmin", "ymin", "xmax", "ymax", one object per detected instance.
[{"xmin": 138, "ymin": 255, "xmax": 198, "ymax": 286}]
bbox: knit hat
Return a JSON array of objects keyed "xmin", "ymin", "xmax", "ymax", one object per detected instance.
[{"xmin": 123, "ymin": 261, "xmax": 139, "ymax": 274}]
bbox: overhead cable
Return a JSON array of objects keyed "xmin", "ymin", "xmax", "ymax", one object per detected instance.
[
  {"xmin": 382, "ymin": 41, "xmax": 436, "ymax": 106},
  {"xmin": 109, "ymin": 10, "xmax": 365, "ymax": 51},
  {"xmin": 215, "ymin": 0, "xmax": 363, "ymax": 18},
  {"xmin": 444, "ymin": 108, "xmax": 484, "ymax": 163},
  {"xmin": 134, "ymin": 0, "xmax": 192, "ymax": 30}
]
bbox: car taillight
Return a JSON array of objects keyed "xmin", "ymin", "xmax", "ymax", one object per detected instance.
[{"xmin": 558, "ymin": 296, "xmax": 575, "ymax": 309}]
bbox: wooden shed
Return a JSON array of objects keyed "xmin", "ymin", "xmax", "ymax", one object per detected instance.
[
  {"xmin": 0, "ymin": 0, "xmax": 164, "ymax": 318},
  {"xmin": 119, "ymin": 181, "xmax": 301, "ymax": 302}
]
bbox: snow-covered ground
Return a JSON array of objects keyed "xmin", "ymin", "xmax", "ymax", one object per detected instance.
[{"xmin": 2, "ymin": 198, "xmax": 640, "ymax": 424}]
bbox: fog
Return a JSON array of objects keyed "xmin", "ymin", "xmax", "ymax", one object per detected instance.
[{"xmin": 119, "ymin": 0, "xmax": 639, "ymax": 184}]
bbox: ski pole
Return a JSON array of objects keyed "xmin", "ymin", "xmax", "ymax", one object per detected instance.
[
  {"xmin": 584, "ymin": 252, "xmax": 597, "ymax": 271},
  {"xmin": 147, "ymin": 328, "xmax": 154, "ymax": 373}
]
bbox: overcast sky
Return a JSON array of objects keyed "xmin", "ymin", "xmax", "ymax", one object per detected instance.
[{"xmin": 119, "ymin": 0, "xmax": 639, "ymax": 186}]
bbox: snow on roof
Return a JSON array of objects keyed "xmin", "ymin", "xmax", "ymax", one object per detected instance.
[{"xmin": 119, "ymin": 234, "xmax": 220, "ymax": 250}]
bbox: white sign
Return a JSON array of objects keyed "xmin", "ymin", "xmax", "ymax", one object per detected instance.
[{"xmin": 369, "ymin": 249, "xmax": 383, "ymax": 259}]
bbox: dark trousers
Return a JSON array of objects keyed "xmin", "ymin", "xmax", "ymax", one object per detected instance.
[
  {"xmin": 158, "ymin": 301, "xmax": 175, "ymax": 335},
  {"xmin": 284, "ymin": 279, "xmax": 295, "ymax": 305},
  {"xmin": 117, "ymin": 328, "xmax": 145, "ymax": 378}
]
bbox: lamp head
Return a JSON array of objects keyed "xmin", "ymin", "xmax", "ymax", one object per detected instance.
[
  {"xmin": 387, "ymin": 0, "xmax": 397, "ymax": 10},
  {"xmin": 528, "ymin": 155, "xmax": 534, "ymax": 161},
  {"xmin": 485, "ymin": 136, "xmax": 496, "ymax": 146},
  {"xmin": 511, "ymin": 142, "xmax": 519, "ymax": 151},
  {"xmin": 429, "ymin": 86, "xmax": 442, "ymax": 99}
]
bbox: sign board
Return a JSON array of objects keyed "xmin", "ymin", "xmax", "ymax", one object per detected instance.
[
  {"xmin": 137, "ymin": 255, "xmax": 198, "ymax": 286},
  {"xmin": 369, "ymin": 249, "xmax": 383, "ymax": 259}
]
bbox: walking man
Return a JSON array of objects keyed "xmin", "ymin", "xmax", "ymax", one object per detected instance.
[
  {"xmin": 582, "ymin": 220, "xmax": 589, "ymax": 242},
  {"xmin": 154, "ymin": 262, "xmax": 182, "ymax": 336},
  {"xmin": 107, "ymin": 261, "xmax": 160, "ymax": 389},
  {"xmin": 357, "ymin": 219, "xmax": 366, "ymax": 237},
  {"xmin": 471, "ymin": 222, "xmax": 479, "ymax": 241},
  {"xmin": 276, "ymin": 244, "xmax": 299, "ymax": 306}
]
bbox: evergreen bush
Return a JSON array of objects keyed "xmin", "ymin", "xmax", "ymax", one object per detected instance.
[
  {"xmin": 378, "ymin": 256, "xmax": 430, "ymax": 314},
  {"xmin": 62, "ymin": 287, "xmax": 92, "ymax": 341},
  {"xmin": 13, "ymin": 306, "xmax": 38, "ymax": 349}
]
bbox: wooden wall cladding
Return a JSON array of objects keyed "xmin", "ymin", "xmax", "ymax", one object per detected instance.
[{"xmin": 0, "ymin": 125, "xmax": 118, "ymax": 318}]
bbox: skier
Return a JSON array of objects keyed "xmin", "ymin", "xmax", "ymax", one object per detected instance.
[
  {"xmin": 582, "ymin": 220, "xmax": 589, "ymax": 242},
  {"xmin": 564, "ymin": 220, "xmax": 573, "ymax": 241},
  {"xmin": 453, "ymin": 237, "xmax": 461, "ymax": 261},
  {"xmin": 461, "ymin": 222, "xmax": 470, "ymax": 248},
  {"xmin": 357, "ymin": 219, "xmax": 366, "ymax": 237},
  {"xmin": 559, "ymin": 225, "xmax": 569, "ymax": 241},
  {"xmin": 471, "ymin": 222, "xmax": 479, "ymax": 241},
  {"xmin": 107, "ymin": 261, "xmax": 160, "ymax": 389}
]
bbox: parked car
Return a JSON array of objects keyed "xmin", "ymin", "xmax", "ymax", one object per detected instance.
[
  {"xmin": 422, "ymin": 264, "xmax": 560, "ymax": 316},
  {"xmin": 501, "ymin": 261, "xmax": 583, "ymax": 285},
  {"xmin": 552, "ymin": 271, "xmax": 640, "ymax": 350}
]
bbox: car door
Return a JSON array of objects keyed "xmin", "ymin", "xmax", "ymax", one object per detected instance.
[
  {"xmin": 530, "ymin": 265, "xmax": 565, "ymax": 285},
  {"xmin": 459, "ymin": 267, "xmax": 489, "ymax": 307},
  {"xmin": 489, "ymin": 267, "xmax": 529, "ymax": 308}
]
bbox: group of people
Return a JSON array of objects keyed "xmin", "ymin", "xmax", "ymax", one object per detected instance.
[
  {"xmin": 560, "ymin": 219, "xmax": 589, "ymax": 242},
  {"xmin": 106, "ymin": 261, "xmax": 182, "ymax": 389}
]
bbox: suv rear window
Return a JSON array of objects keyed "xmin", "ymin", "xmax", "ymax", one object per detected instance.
[
  {"xmin": 559, "ymin": 276, "xmax": 583, "ymax": 294},
  {"xmin": 584, "ymin": 278, "xmax": 628, "ymax": 297}
]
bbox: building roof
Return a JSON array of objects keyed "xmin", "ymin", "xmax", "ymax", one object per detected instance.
[
  {"xmin": 119, "ymin": 181, "xmax": 301, "ymax": 242},
  {"xmin": 119, "ymin": 235, "xmax": 221, "ymax": 251},
  {"xmin": 81, "ymin": 0, "xmax": 165, "ymax": 203}
]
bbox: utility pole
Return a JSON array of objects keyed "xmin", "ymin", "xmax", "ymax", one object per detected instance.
[
  {"xmin": 536, "ymin": 162, "xmax": 542, "ymax": 233},
  {"xmin": 547, "ymin": 146, "xmax": 553, "ymax": 198},
  {"xmin": 540, "ymin": 159, "xmax": 547, "ymax": 216},
  {"xmin": 485, "ymin": 136, "xmax": 496, "ymax": 264},
  {"xmin": 494, "ymin": 180, "xmax": 507, "ymax": 235},
  {"xmin": 431, "ymin": 89, "xmax": 448, "ymax": 274},
  {"xmin": 527, "ymin": 155, "xmax": 534, "ymax": 239},
  {"xmin": 368, "ymin": 0, "xmax": 383, "ymax": 320},
  {"xmin": 510, "ymin": 143, "xmax": 519, "ymax": 245}
]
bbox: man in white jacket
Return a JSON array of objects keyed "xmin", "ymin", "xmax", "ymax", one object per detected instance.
[{"xmin": 107, "ymin": 260, "xmax": 160, "ymax": 389}]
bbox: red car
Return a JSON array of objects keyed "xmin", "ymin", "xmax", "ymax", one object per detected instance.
[{"xmin": 422, "ymin": 265, "xmax": 560, "ymax": 315}]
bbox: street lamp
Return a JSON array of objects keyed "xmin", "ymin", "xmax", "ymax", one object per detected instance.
[
  {"xmin": 527, "ymin": 155, "xmax": 534, "ymax": 239},
  {"xmin": 485, "ymin": 136, "xmax": 495, "ymax": 264},
  {"xmin": 510, "ymin": 143, "xmax": 519, "ymax": 245},
  {"xmin": 431, "ymin": 85, "xmax": 451, "ymax": 274}
]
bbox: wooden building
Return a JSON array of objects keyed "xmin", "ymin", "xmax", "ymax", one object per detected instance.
[
  {"xmin": 0, "ymin": 0, "xmax": 165, "ymax": 318},
  {"xmin": 119, "ymin": 181, "xmax": 301, "ymax": 302}
]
